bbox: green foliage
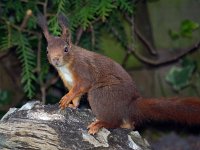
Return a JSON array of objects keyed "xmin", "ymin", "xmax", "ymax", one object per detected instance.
[
  {"xmin": 169, "ymin": 19, "xmax": 199, "ymax": 40},
  {"xmin": 48, "ymin": 0, "xmax": 69, "ymax": 35},
  {"xmin": 0, "ymin": 0, "xmax": 135, "ymax": 100},
  {"xmin": 167, "ymin": 19, "xmax": 199, "ymax": 92},
  {"xmin": 14, "ymin": 32, "xmax": 36, "ymax": 98},
  {"xmin": 96, "ymin": 0, "xmax": 116, "ymax": 22},
  {"xmin": 180, "ymin": 20, "xmax": 199, "ymax": 38},
  {"xmin": 116, "ymin": 0, "xmax": 134, "ymax": 14},
  {"xmin": 166, "ymin": 58, "xmax": 196, "ymax": 91},
  {"xmin": 168, "ymin": 30, "xmax": 180, "ymax": 40},
  {"xmin": 0, "ymin": 23, "xmax": 12, "ymax": 52}
]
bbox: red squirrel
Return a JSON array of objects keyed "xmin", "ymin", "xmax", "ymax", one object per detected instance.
[{"xmin": 37, "ymin": 14, "xmax": 200, "ymax": 135}]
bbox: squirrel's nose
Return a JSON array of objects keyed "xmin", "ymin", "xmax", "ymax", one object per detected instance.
[{"xmin": 52, "ymin": 57, "xmax": 60, "ymax": 65}]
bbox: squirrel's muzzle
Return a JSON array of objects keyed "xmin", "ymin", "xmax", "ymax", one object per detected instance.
[{"xmin": 52, "ymin": 56, "xmax": 62, "ymax": 66}]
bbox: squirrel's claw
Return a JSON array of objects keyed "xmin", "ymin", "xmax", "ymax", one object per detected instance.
[
  {"xmin": 88, "ymin": 126, "xmax": 100, "ymax": 135},
  {"xmin": 59, "ymin": 95, "xmax": 71, "ymax": 109},
  {"xmin": 87, "ymin": 120, "xmax": 101, "ymax": 135}
]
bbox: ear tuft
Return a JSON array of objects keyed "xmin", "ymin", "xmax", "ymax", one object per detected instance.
[
  {"xmin": 57, "ymin": 13, "xmax": 71, "ymax": 45},
  {"xmin": 58, "ymin": 13, "xmax": 69, "ymax": 29},
  {"xmin": 37, "ymin": 13, "xmax": 51, "ymax": 41},
  {"xmin": 37, "ymin": 13, "xmax": 47, "ymax": 31}
]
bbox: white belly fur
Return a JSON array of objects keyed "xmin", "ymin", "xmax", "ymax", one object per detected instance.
[{"xmin": 57, "ymin": 65, "xmax": 74, "ymax": 86}]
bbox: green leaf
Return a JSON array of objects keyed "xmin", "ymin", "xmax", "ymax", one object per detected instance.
[
  {"xmin": 48, "ymin": 16, "xmax": 61, "ymax": 36},
  {"xmin": 166, "ymin": 59, "xmax": 196, "ymax": 91},
  {"xmin": 168, "ymin": 29, "xmax": 180, "ymax": 40},
  {"xmin": 14, "ymin": 32, "xmax": 36, "ymax": 98},
  {"xmin": 56, "ymin": 0, "xmax": 66, "ymax": 13},
  {"xmin": 181, "ymin": 57, "xmax": 196, "ymax": 67},
  {"xmin": 180, "ymin": 20, "xmax": 199, "ymax": 38},
  {"xmin": 47, "ymin": 0, "xmax": 69, "ymax": 35},
  {"xmin": 0, "ymin": 23, "xmax": 12, "ymax": 51},
  {"xmin": 96, "ymin": 0, "xmax": 116, "ymax": 22},
  {"xmin": 116, "ymin": 0, "xmax": 134, "ymax": 14},
  {"xmin": 76, "ymin": 3, "xmax": 97, "ymax": 30}
]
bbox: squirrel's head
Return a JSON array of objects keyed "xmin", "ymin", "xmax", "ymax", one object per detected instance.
[{"xmin": 37, "ymin": 13, "xmax": 72, "ymax": 67}]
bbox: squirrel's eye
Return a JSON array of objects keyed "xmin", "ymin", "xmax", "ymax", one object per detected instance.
[
  {"xmin": 46, "ymin": 50, "xmax": 48, "ymax": 54},
  {"xmin": 64, "ymin": 46, "xmax": 68, "ymax": 53}
]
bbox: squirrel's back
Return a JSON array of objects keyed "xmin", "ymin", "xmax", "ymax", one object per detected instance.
[{"xmin": 72, "ymin": 45, "xmax": 135, "ymax": 83}]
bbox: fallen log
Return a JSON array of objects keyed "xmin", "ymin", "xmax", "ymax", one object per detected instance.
[{"xmin": 0, "ymin": 101, "xmax": 151, "ymax": 150}]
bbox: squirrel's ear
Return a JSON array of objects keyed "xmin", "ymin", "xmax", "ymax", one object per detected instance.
[
  {"xmin": 58, "ymin": 13, "xmax": 71, "ymax": 47},
  {"xmin": 37, "ymin": 13, "xmax": 51, "ymax": 42}
]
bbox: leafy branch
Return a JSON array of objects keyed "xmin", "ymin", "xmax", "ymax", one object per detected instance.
[{"xmin": 14, "ymin": 32, "xmax": 36, "ymax": 98}]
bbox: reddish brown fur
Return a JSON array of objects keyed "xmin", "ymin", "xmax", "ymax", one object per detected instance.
[
  {"xmin": 133, "ymin": 97, "xmax": 200, "ymax": 125},
  {"xmin": 37, "ymin": 14, "xmax": 200, "ymax": 134}
]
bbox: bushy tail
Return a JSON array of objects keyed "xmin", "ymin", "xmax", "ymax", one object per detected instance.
[{"xmin": 135, "ymin": 97, "xmax": 200, "ymax": 125}]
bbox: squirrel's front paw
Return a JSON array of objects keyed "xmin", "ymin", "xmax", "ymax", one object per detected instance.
[{"xmin": 59, "ymin": 95, "xmax": 71, "ymax": 109}]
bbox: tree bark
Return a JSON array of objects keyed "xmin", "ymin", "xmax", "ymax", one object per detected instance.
[{"xmin": 0, "ymin": 101, "xmax": 151, "ymax": 150}]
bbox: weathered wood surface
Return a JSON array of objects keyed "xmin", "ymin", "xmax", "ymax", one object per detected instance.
[{"xmin": 0, "ymin": 101, "xmax": 151, "ymax": 150}]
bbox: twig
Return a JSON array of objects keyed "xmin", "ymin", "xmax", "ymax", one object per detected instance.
[
  {"xmin": 134, "ymin": 26, "xmax": 157, "ymax": 55},
  {"xmin": 41, "ymin": 86, "xmax": 46, "ymax": 104},
  {"xmin": 20, "ymin": 9, "xmax": 32, "ymax": 31},
  {"xmin": 1, "ymin": 17, "xmax": 40, "ymax": 36},
  {"xmin": 124, "ymin": 13, "xmax": 200, "ymax": 66},
  {"xmin": 40, "ymin": 73, "xmax": 59, "ymax": 104},
  {"xmin": 110, "ymin": 17, "xmax": 200, "ymax": 66},
  {"xmin": 1, "ymin": 9, "xmax": 40, "ymax": 36},
  {"xmin": 43, "ymin": 0, "xmax": 48, "ymax": 17},
  {"xmin": 36, "ymin": 34, "xmax": 46, "ymax": 104},
  {"xmin": 75, "ymin": 27, "xmax": 83, "ymax": 45},
  {"xmin": 130, "ymin": 41, "xmax": 200, "ymax": 66},
  {"xmin": 125, "ymin": 13, "xmax": 157, "ymax": 55},
  {"xmin": 108, "ymin": 25, "xmax": 126, "ymax": 48},
  {"xmin": 45, "ymin": 76, "xmax": 59, "ymax": 90},
  {"xmin": 36, "ymin": 34, "xmax": 42, "ymax": 73},
  {"xmin": 122, "ymin": 52, "xmax": 130, "ymax": 67},
  {"xmin": 37, "ymin": 0, "xmax": 48, "ymax": 104},
  {"xmin": 90, "ymin": 24, "xmax": 95, "ymax": 49}
]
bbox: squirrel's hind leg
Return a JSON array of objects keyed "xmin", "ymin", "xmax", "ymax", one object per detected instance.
[
  {"xmin": 68, "ymin": 96, "xmax": 81, "ymax": 109},
  {"xmin": 87, "ymin": 119, "xmax": 117, "ymax": 135}
]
